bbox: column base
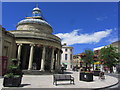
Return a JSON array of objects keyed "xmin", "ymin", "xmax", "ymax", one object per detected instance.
[
  {"xmin": 50, "ymin": 69, "xmax": 54, "ymax": 72},
  {"xmin": 39, "ymin": 69, "xmax": 45, "ymax": 71},
  {"xmin": 28, "ymin": 68, "xmax": 32, "ymax": 70}
]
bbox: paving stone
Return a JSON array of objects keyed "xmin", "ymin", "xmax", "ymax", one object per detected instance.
[{"xmin": 0, "ymin": 71, "xmax": 119, "ymax": 89}]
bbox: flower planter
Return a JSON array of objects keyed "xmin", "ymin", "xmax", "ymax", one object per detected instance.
[
  {"xmin": 3, "ymin": 76, "xmax": 22, "ymax": 87},
  {"xmin": 80, "ymin": 72, "xmax": 93, "ymax": 82},
  {"xmin": 93, "ymin": 71, "xmax": 101, "ymax": 76}
]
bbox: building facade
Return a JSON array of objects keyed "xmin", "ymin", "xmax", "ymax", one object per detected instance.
[
  {"xmin": 1, "ymin": 27, "xmax": 16, "ymax": 64},
  {"xmin": 61, "ymin": 44, "xmax": 73, "ymax": 70},
  {"xmin": 112, "ymin": 41, "xmax": 120, "ymax": 52},
  {"xmin": 93, "ymin": 41, "xmax": 120, "ymax": 73},
  {"xmin": 0, "ymin": 27, "xmax": 16, "ymax": 76},
  {"xmin": 73, "ymin": 53, "xmax": 83, "ymax": 68},
  {"xmin": 1, "ymin": 5, "xmax": 62, "ymax": 73}
]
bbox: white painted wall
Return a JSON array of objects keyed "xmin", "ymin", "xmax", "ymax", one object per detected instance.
[{"xmin": 61, "ymin": 46, "xmax": 73, "ymax": 70}]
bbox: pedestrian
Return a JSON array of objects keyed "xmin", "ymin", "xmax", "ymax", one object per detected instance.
[
  {"xmin": 80, "ymin": 67, "xmax": 84, "ymax": 72},
  {"xmin": 32, "ymin": 63, "xmax": 37, "ymax": 70},
  {"xmin": 99, "ymin": 72, "xmax": 105, "ymax": 80}
]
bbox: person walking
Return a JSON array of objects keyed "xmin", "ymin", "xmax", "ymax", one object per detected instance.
[{"xmin": 99, "ymin": 72, "xmax": 105, "ymax": 80}]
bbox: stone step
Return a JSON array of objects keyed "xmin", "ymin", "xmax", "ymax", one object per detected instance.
[{"xmin": 22, "ymin": 70, "xmax": 55, "ymax": 75}]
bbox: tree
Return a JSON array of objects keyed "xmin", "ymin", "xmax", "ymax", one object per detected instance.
[
  {"xmin": 81, "ymin": 49, "xmax": 94, "ymax": 71},
  {"xmin": 99, "ymin": 45, "xmax": 120, "ymax": 73}
]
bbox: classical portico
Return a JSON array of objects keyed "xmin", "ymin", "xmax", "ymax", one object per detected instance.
[
  {"xmin": 16, "ymin": 43, "xmax": 61, "ymax": 71},
  {"xmin": 9, "ymin": 5, "xmax": 62, "ymax": 72}
]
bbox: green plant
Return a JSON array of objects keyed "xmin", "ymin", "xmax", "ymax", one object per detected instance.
[
  {"xmin": 13, "ymin": 75, "xmax": 21, "ymax": 78},
  {"xmin": 4, "ymin": 73, "xmax": 21, "ymax": 78},
  {"xmin": 99, "ymin": 45, "xmax": 120, "ymax": 73},
  {"xmin": 84, "ymin": 71, "xmax": 93, "ymax": 73},
  {"xmin": 4, "ymin": 58, "xmax": 23, "ymax": 78},
  {"xmin": 8, "ymin": 65, "xmax": 18, "ymax": 69},
  {"xmin": 11, "ymin": 58, "xmax": 18, "ymax": 66},
  {"xmin": 4, "ymin": 73, "xmax": 14, "ymax": 78},
  {"xmin": 81, "ymin": 49, "xmax": 94, "ymax": 71}
]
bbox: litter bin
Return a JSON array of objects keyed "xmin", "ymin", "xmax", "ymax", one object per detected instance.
[{"xmin": 80, "ymin": 72, "xmax": 93, "ymax": 82}]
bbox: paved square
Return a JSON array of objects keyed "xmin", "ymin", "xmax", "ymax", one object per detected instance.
[{"xmin": 0, "ymin": 71, "xmax": 118, "ymax": 89}]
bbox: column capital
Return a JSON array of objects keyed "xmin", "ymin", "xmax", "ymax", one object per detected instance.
[
  {"xmin": 30, "ymin": 44, "xmax": 35, "ymax": 46},
  {"xmin": 17, "ymin": 43, "xmax": 22, "ymax": 46},
  {"xmin": 52, "ymin": 47, "xmax": 56, "ymax": 49},
  {"xmin": 36, "ymin": 44, "xmax": 43, "ymax": 47}
]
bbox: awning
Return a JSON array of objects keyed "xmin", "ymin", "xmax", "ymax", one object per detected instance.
[
  {"xmin": 63, "ymin": 62, "xmax": 68, "ymax": 65},
  {"xmin": 94, "ymin": 61, "xmax": 101, "ymax": 64}
]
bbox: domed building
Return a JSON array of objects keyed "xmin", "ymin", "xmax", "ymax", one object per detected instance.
[{"xmin": 8, "ymin": 5, "xmax": 62, "ymax": 72}]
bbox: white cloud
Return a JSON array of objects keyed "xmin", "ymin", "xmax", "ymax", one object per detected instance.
[
  {"xmin": 55, "ymin": 29, "xmax": 112, "ymax": 45},
  {"xmin": 108, "ymin": 28, "xmax": 119, "ymax": 43}
]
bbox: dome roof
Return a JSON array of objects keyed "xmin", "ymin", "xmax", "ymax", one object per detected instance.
[
  {"xmin": 16, "ymin": 5, "xmax": 53, "ymax": 34},
  {"xmin": 17, "ymin": 18, "xmax": 51, "ymax": 27}
]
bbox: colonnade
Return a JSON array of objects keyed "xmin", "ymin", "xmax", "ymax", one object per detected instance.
[{"xmin": 17, "ymin": 43, "xmax": 61, "ymax": 71}]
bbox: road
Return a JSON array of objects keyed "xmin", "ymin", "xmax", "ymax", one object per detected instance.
[{"xmin": 105, "ymin": 73, "xmax": 120, "ymax": 90}]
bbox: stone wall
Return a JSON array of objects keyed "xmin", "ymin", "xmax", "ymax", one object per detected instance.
[{"xmin": 2, "ymin": 29, "xmax": 17, "ymax": 66}]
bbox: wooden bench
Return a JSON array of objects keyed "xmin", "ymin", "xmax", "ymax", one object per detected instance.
[{"xmin": 53, "ymin": 74, "xmax": 74, "ymax": 85}]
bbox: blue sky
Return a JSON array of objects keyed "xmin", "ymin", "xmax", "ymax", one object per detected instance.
[{"xmin": 2, "ymin": 2, "xmax": 118, "ymax": 54}]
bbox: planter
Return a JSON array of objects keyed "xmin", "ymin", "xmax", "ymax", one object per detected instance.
[
  {"xmin": 3, "ymin": 76, "xmax": 22, "ymax": 87},
  {"xmin": 80, "ymin": 72, "xmax": 93, "ymax": 82},
  {"xmin": 93, "ymin": 71, "xmax": 101, "ymax": 76}
]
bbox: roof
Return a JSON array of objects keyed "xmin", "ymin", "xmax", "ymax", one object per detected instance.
[
  {"xmin": 62, "ymin": 45, "xmax": 73, "ymax": 49},
  {"xmin": 112, "ymin": 41, "xmax": 120, "ymax": 44},
  {"xmin": 2, "ymin": 27, "xmax": 14, "ymax": 37},
  {"xmin": 17, "ymin": 18, "xmax": 51, "ymax": 27}
]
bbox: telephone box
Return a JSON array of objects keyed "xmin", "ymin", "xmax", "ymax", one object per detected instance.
[{"xmin": 0, "ymin": 56, "xmax": 8, "ymax": 76}]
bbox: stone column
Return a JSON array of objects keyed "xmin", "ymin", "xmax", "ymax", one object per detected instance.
[
  {"xmin": 53, "ymin": 52, "xmax": 56, "ymax": 70},
  {"xmin": 51, "ymin": 48, "xmax": 54, "ymax": 71},
  {"xmin": 17, "ymin": 44, "xmax": 22, "ymax": 61},
  {"xmin": 55, "ymin": 52, "xmax": 58, "ymax": 70},
  {"xmin": 40, "ymin": 46, "xmax": 46, "ymax": 71},
  {"xmin": 59, "ymin": 50, "xmax": 62, "ymax": 66},
  {"xmin": 54, "ymin": 49, "xmax": 60, "ymax": 71},
  {"xmin": 57, "ymin": 49, "xmax": 61, "ymax": 70},
  {"xmin": 28, "ymin": 44, "xmax": 34, "ymax": 70}
]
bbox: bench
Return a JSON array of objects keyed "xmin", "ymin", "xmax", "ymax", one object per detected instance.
[{"xmin": 53, "ymin": 74, "xmax": 74, "ymax": 85}]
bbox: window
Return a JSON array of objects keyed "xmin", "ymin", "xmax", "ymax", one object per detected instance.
[
  {"xmin": 4, "ymin": 46, "xmax": 8, "ymax": 56},
  {"xmin": 70, "ymin": 49, "xmax": 72, "ymax": 52},
  {"xmin": 65, "ymin": 54, "xmax": 67, "ymax": 60},
  {"xmin": 70, "ymin": 54, "xmax": 72, "ymax": 60},
  {"xmin": 65, "ymin": 48, "xmax": 67, "ymax": 52}
]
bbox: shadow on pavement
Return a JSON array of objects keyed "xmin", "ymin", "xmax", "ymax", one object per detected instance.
[
  {"xmin": 64, "ymin": 71, "xmax": 73, "ymax": 74},
  {"xmin": 19, "ymin": 84, "xmax": 31, "ymax": 87},
  {"xmin": 55, "ymin": 83, "xmax": 75, "ymax": 86}
]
